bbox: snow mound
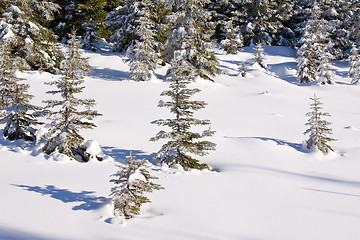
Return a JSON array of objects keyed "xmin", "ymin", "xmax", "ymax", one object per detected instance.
[
  {"xmin": 82, "ymin": 140, "xmax": 103, "ymax": 156},
  {"xmin": 80, "ymin": 140, "xmax": 108, "ymax": 162}
]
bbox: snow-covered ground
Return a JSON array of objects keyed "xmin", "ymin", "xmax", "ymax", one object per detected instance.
[{"xmin": 1, "ymin": 44, "xmax": 360, "ymax": 240}]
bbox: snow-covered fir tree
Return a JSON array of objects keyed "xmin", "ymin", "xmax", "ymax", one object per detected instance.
[
  {"xmin": 163, "ymin": 0, "xmax": 221, "ymax": 81},
  {"xmin": 0, "ymin": 42, "xmax": 14, "ymax": 109},
  {"xmin": 42, "ymin": 30, "xmax": 100, "ymax": 160},
  {"xmin": 105, "ymin": 0, "xmax": 142, "ymax": 52},
  {"xmin": 0, "ymin": 1, "xmax": 62, "ymax": 72},
  {"xmin": 316, "ymin": 51, "xmax": 334, "ymax": 85},
  {"xmin": 349, "ymin": 44, "xmax": 360, "ymax": 84},
  {"xmin": 82, "ymin": 18, "xmax": 99, "ymax": 51},
  {"xmin": 254, "ymin": 43, "xmax": 267, "ymax": 69},
  {"xmin": 151, "ymin": 52, "xmax": 216, "ymax": 170},
  {"xmin": 294, "ymin": 0, "xmax": 353, "ymax": 60},
  {"xmin": 0, "ymin": 1, "xmax": 5, "ymax": 14},
  {"xmin": 50, "ymin": 0, "xmax": 109, "ymax": 42},
  {"xmin": 304, "ymin": 94, "xmax": 336, "ymax": 155},
  {"xmin": 296, "ymin": 34, "xmax": 316, "ymax": 83},
  {"xmin": 349, "ymin": 0, "xmax": 360, "ymax": 47},
  {"xmin": 219, "ymin": 21, "xmax": 243, "ymax": 54},
  {"xmin": 150, "ymin": 0, "xmax": 172, "ymax": 54},
  {"xmin": 126, "ymin": 0, "xmax": 158, "ymax": 81},
  {"xmin": 0, "ymin": 43, "xmax": 42, "ymax": 141},
  {"xmin": 110, "ymin": 151, "xmax": 163, "ymax": 219},
  {"xmin": 239, "ymin": 0, "xmax": 295, "ymax": 45},
  {"xmin": 297, "ymin": 2, "xmax": 330, "ymax": 83},
  {"xmin": 209, "ymin": 0, "xmax": 295, "ymax": 47}
]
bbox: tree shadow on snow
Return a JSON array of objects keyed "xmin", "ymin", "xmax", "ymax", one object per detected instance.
[
  {"xmin": 89, "ymin": 67, "xmax": 129, "ymax": 81},
  {"xmin": 101, "ymin": 147, "xmax": 158, "ymax": 165},
  {"xmin": 0, "ymin": 131, "xmax": 41, "ymax": 156},
  {"xmin": 222, "ymin": 164, "xmax": 360, "ymax": 187},
  {"xmin": 227, "ymin": 136, "xmax": 305, "ymax": 153},
  {"xmin": 302, "ymin": 188, "xmax": 360, "ymax": 197},
  {"xmin": 219, "ymin": 59, "xmax": 255, "ymax": 74},
  {"xmin": 266, "ymin": 62, "xmax": 299, "ymax": 85},
  {"xmin": 13, "ymin": 185, "xmax": 109, "ymax": 211},
  {"xmin": 0, "ymin": 226, "xmax": 50, "ymax": 240}
]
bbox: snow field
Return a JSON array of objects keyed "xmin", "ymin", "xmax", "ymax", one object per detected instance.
[{"xmin": 1, "ymin": 45, "xmax": 360, "ymax": 239}]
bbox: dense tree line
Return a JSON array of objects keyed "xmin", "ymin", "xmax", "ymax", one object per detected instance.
[{"xmin": 0, "ymin": 1, "xmax": 359, "ymax": 66}]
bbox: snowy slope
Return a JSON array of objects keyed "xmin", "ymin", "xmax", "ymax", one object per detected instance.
[{"xmin": 1, "ymin": 44, "xmax": 360, "ymax": 240}]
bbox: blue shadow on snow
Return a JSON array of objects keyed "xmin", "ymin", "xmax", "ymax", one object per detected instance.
[
  {"xmin": 226, "ymin": 136, "xmax": 304, "ymax": 153},
  {"xmin": 0, "ymin": 226, "xmax": 50, "ymax": 240},
  {"xmin": 13, "ymin": 185, "xmax": 109, "ymax": 211},
  {"xmin": 101, "ymin": 147, "xmax": 158, "ymax": 165},
  {"xmin": 89, "ymin": 67, "xmax": 128, "ymax": 81}
]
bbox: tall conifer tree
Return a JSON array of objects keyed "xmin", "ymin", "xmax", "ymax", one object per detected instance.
[
  {"xmin": 0, "ymin": 43, "xmax": 42, "ymax": 141},
  {"xmin": 42, "ymin": 30, "xmax": 99, "ymax": 159},
  {"xmin": 151, "ymin": 52, "xmax": 216, "ymax": 170}
]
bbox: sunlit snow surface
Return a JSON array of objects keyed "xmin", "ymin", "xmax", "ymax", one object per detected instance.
[{"xmin": 1, "ymin": 43, "xmax": 360, "ymax": 240}]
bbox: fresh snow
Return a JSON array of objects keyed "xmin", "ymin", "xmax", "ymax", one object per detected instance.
[{"xmin": 1, "ymin": 44, "xmax": 360, "ymax": 240}]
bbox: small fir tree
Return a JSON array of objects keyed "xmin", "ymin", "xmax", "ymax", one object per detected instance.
[
  {"xmin": 349, "ymin": 44, "xmax": 360, "ymax": 84},
  {"xmin": 254, "ymin": 43, "xmax": 267, "ymax": 69},
  {"xmin": 110, "ymin": 152, "xmax": 163, "ymax": 219},
  {"xmin": 151, "ymin": 53, "xmax": 216, "ymax": 170},
  {"xmin": 238, "ymin": 60, "xmax": 248, "ymax": 77},
  {"xmin": 42, "ymin": 30, "xmax": 100, "ymax": 159},
  {"xmin": 304, "ymin": 94, "xmax": 336, "ymax": 155},
  {"xmin": 0, "ymin": 43, "xmax": 42, "ymax": 141}
]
